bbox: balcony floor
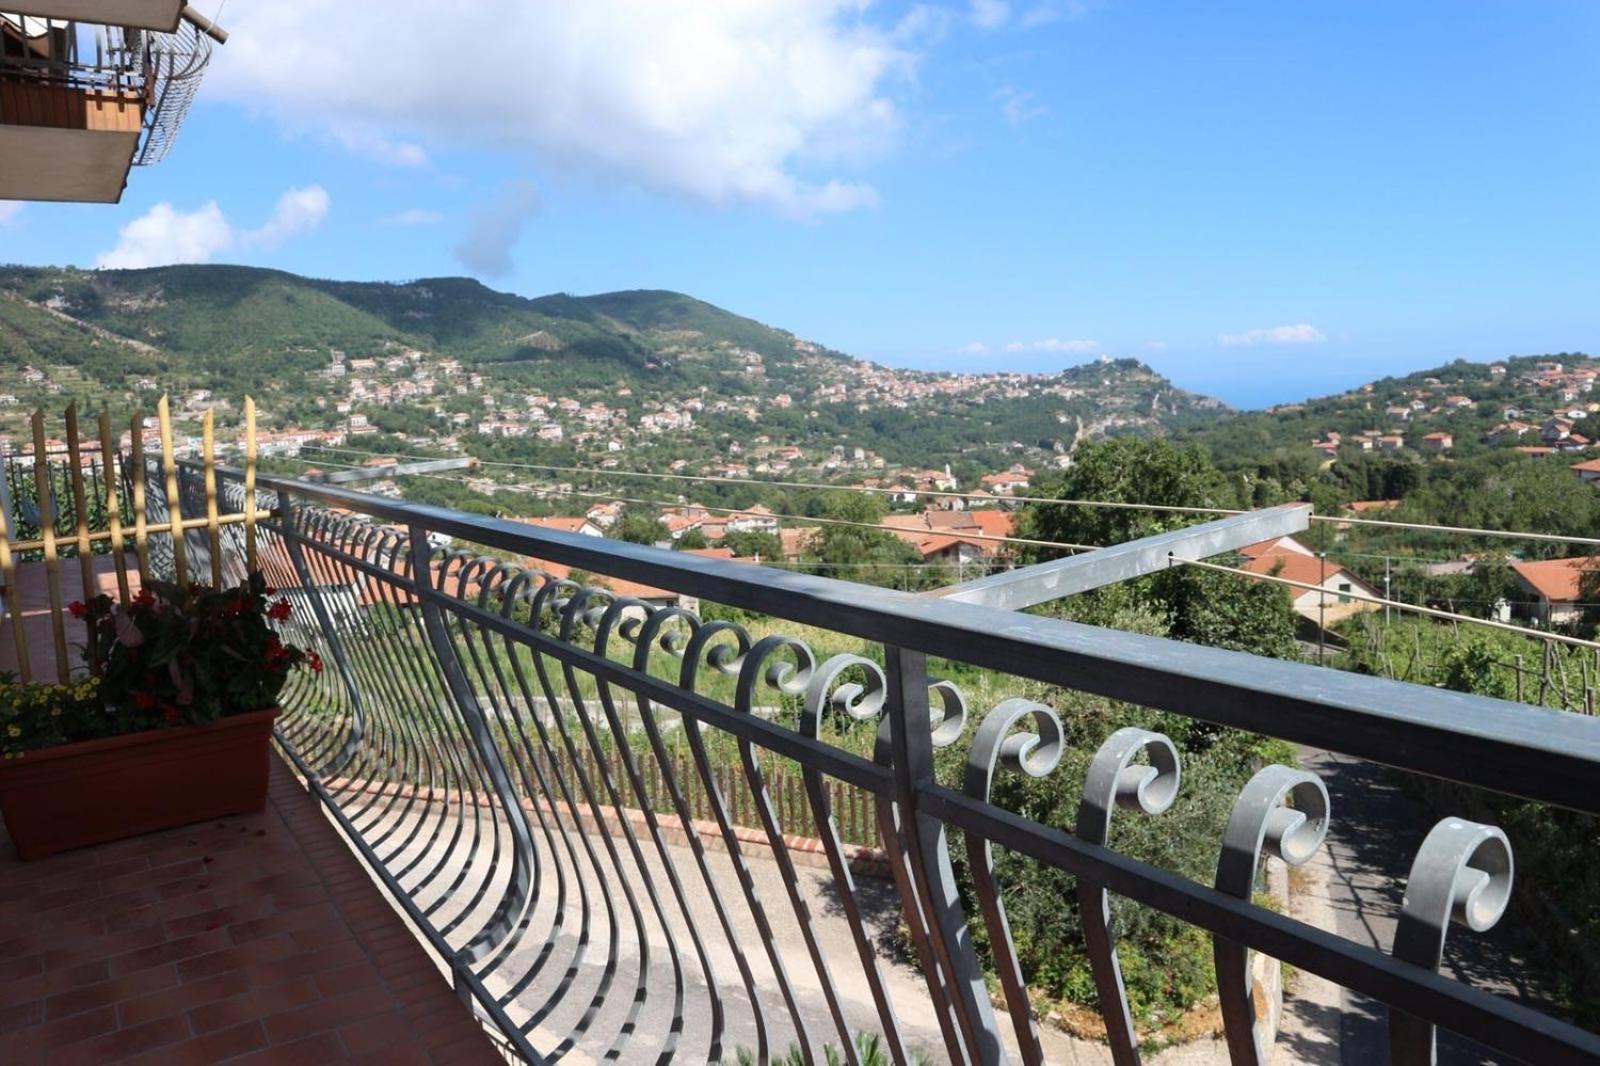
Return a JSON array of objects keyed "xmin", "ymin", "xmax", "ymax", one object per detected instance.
[{"xmin": 0, "ymin": 755, "xmax": 504, "ymax": 1065}]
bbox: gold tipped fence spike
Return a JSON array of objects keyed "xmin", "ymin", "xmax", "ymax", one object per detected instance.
[
  {"xmin": 203, "ymin": 408, "xmax": 222, "ymax": 587},
  {"xmin": 31, "ymin": 408, "xmax": 69, "ymax": 682},
  {"xmin": 97, "ymin": 407, "xmax": 131, "ymax": 604},
  {"xmin": 244, "ymin": 396, "xmax": 258, "ymax": 573},
  {"xmin": 157, "ymin": 395, "xmax": 188, "ymax": 588},
  {"xmin": 129, "ymin": 406, "xmax": 151, "ymax": 583}
]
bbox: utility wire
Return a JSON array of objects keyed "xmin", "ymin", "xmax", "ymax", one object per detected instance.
[
  {"xmin": 1176, "ymin": 556, "xmax": 1600, "ymax": 653},
  {"xmin": 269, "ymin": 454, "xmax": 1099, "ymax": 554},
  {"xmin": 304, "ymin": 442, "xmax": 1600, "ymax": 549}
]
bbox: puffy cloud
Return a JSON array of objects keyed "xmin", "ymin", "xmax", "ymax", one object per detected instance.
[
  {"xmin": 968, "ymin": 337, "xmax": 1098, "ymax": 355},
  {"xmin": 380, "ymin": 208, "xmax": 444, "ymax": 226},
  {"xmin": 1004, "ymin": 337, "xmax": 1099, "ymax": 353},
  {"xmin": 993, "ymin": 85, "xmax": 1047, "ymax": 125},
  {"xmin": 94, "ymin": 202, "xmax": 233, "ymax": 269},
  {"xmin": 970, "ymin": 0, "xmax": 1011, "ymax": 28},
  {"xmin": 208, "ymin": 2, "xmax": 914, "ymax": 218},
  {"xmin": 1218, "ymin": 323, "xmax": 1327, "ymax": 347},
  {"xmin": 454, "ymin": 180, "xmax": 540, "ymax": 277},
  {"xmin": 241, "ymin": 185, "xmax": 329, "ymax": 249},
  {"xmin": 0, "ymin": 202, "xmax": 21, "ymax": 225},
  {"xmin": 94, "ymin": 186, "xmax": 329, "ymax": 269}
]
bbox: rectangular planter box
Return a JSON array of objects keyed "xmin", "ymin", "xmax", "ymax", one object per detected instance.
[{"xmin": 0, "ymin": 707, "xmax": 280, "ymax": 860}]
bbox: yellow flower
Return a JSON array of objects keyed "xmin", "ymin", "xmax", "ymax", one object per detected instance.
[{"xmin": 5, "ymin": 725, "xmax": 19, "ymax": 738}]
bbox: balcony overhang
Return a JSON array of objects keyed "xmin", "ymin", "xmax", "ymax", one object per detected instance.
[
  {"xmin": 5, "ymin": 0, "xmax": 183, "ymax": 31},
  {"xmin": 0, "ymin": 83, "xmax": 142, "ymax": 202}
]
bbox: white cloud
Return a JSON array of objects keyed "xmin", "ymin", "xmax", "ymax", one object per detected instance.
[
  {"xmin": 957, "ymin": 341, "xmax": 991, "ymax": 354},
  {"xmin": 241, "ymin": 185, "xmax": 329, "ymax": 249},
  {"xmin": 381, "ymin": 208, "xmax": 444, "ymax": 226},
  {"xmin": 1217, "ymin": 323, "xmax": 1327, "ymax": 347},
  {"xmin": 455, "ymin": 180, "xmax": 540, "ymax": 277},
  {"xmin": 94, "ymin": 186, "xmax": 330, "ymax": 269},
  {"xmin": 209, "ymin": 2, "xmax": 916, "ymax": 219},
  {"xmin": 0, "ymin": 202, "xmax": 21, "ymax": 226},
  {"xmin": 1003, "ymin": 337, "xmax": 1099, "ymax": 353},
  {"xmin": 993, "ymin": 85, "xmax": 1047, "ymax": 125},
  {"xmin": 94, "ymin": 202, "xmax": 233, "ymax": 269},
  {"xmin": 970, "ymin": 0, "xmax": 1011, "ymax": 28}
]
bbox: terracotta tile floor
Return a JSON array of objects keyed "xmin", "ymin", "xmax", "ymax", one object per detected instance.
[{"xmin": 0, "ymin": 755, "xmax": 506, "ymax": 1065}]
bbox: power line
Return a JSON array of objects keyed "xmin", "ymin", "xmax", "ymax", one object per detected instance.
[
  {"xmin": 267, "ymin": 453, "xmax": 1100, "ymax": 554},
  {"xmin": 1176, "ymin": 556, "xmax": 1600, "ymax": 653},
  {"xmin": 304, "ymin": 444, "xmax": 1242, "ymax": 516},
  {"xmin": 303, "ymin": 442, "xmax": 1600, "ymax": 550}
]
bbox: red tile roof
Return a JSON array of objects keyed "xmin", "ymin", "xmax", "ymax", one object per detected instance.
[{"xmin": 1510, "ymin": 556, "xmax": 1600, "ymax": 603}]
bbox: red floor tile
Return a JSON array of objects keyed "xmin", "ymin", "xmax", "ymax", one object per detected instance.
[{"xmin": 0, "ymin": 757, "xmax": 502, "ymax": 1064}]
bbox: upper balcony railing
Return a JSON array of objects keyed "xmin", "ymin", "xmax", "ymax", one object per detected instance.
[
  {"xmin": 0, "ymin": 9, "xmax": 214, "ymax": 165},
  {"xmin": 104, "ymin": 454, "xmax": 1600, "ymax": 1064}
]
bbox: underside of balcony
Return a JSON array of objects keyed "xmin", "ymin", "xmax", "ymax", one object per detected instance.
[{"xmin": 0, "ymin": 756, "xmax": 504, "ymax": 1065}]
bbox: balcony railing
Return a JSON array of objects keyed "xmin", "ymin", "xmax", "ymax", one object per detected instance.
[
  {"xmin": 133, "ymin": 458, "xmax": 1600, "ymax": 1064},
  {"xmin": 0, "ymin": 10, "xmax": 213, "ymax": 163}
]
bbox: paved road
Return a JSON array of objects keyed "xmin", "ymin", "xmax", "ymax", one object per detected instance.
[{"xmin": 1296, "ymin": 748, "xmax": 1561, "ymax": 1065}]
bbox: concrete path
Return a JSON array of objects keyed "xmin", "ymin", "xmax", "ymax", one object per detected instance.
[{"xmin": 1295, "ymin": 748, "xmax": 1560, "ymax": 1065}]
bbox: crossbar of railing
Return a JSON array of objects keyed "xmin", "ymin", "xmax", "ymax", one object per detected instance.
[{"xmin": 160, "ymin": 461, "xmax": 1600, "ymax": 1065}]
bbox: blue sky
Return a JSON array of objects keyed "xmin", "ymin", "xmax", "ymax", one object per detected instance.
[{"xmin": 2, "ymin": 1, "xmax": 1598, "ymax": 408}]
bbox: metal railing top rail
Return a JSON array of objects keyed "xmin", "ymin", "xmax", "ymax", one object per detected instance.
[{"xmin": 216, "ymin": 463, "xmax": 1600, "ymax": 817}]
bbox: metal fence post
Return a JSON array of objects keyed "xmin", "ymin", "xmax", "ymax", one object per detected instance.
[
  {"xmin": 884, "ymin": 644, "xmax": 1004, "ymax": 1065},
  {"xmin": 405, "ymin": 524, "xmax": 535, "ymax": 964}
]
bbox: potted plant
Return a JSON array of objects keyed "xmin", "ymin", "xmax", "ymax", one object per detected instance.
[{"xmin": 0, "ymin": 571, "xmax": 322, "ymax": 859}]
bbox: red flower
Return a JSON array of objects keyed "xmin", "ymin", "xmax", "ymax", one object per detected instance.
[
  {"xmin": 67, "ymin": 600, "xmax": 86, "ymax": 618},
  {"xmin": 133, "ymin": 589, "xmax": 155, "ymax": 608},
  {"xmin": 267, "ymin": 598, "xmax": 292, "ymax": 622},
  {"xmin": 264, "ymin": 586, "xmax": 277, "ymax": 596},
  {"xmin": 308, "ymin": 652, "xmax": 324, "ymax": 674},
  {"xmin": 160, "ymin": 705, "xmax": 180, "ymax": 723},
  {"xmin": 133, "ymin": 691, "xmax": 156, "ymax": 711}
]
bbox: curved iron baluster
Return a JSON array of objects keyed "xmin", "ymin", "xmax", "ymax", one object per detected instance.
[
  {"xmin": 1073, "ymin": 727, "xmax": 1182, "ymax": 1066},
  {"xmin": 966, "ymin": 699, "xmax": 1067, "ymax": 1066},
  {"xmin": 629, "ymin": 605, "xmax": 759, "ymax": 1063},
  {"xmin": 679, "ymin": 619, "xmax": 819, "ymax": 1063},
  {"xmin": 732, "ymin": 635, "xmax": 864, "ymax": 1065},
  {"xmin": 538, "ymin": 584, "xmax": 656, "ymax": 1063},
  {"xmin": 500, "ymin": 573, "xmax": 621, "ymax": 1053},
  {"xmin": 475, "ymin": 567, "xmax": 584, "ymax": 1012},
  {"xmin": 1389, "ymin": 818, "xmax": 1513, "ymax": 1066},
  {"xmin": 590, "ymin": 594, "xmax": 714, "ymax": 1063},
  {"xmin": 797, "ymin": 654, "xmax": 911, "ymax": 1063},
  {"xmin": 1214, "ymin": 765, "xmax": 1328, "ymax": 1065}
]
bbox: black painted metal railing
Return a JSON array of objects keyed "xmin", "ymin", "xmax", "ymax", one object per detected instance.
[{"xmin": 146, "ymin": 460, "xmax": 1600, "ymax": 1065}]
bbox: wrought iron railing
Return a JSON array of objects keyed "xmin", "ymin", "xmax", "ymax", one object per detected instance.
[
  {"xmin": 149, "ymin": 459, "xmax": 1600, "ymax": 1065},
  {"xmin": 0, "ymin": 10, "xmax": 213, "ymax": 164}
]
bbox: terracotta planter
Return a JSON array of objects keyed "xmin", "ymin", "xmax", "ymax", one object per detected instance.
[{"xmin": 0, "ymin": 707, "xmax": 280, "ymax": 860}]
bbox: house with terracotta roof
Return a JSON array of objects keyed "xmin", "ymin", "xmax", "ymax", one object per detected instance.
[
  {"xmin": 1240, "ymin": 549, "xmax": 1380, "ymax": 625},
  {"xmin": 1571, "ymin": 458, "xmax": 1600, "ymax": 485},
  {"xmin": 881, "ymin": 509, "xmax": 1015, "ymax": 559},
  {"xmin": 1510, "ymin": 556, "xmax": 1600, "ymax": 626},
  {"xmin": 1420, "ymin": 432, "xmax": 1453, "ymax": 452},
  {"xmin": 1238, "ymin": 535, "xmax": 1314, "ymax": 561},
  {"xmin": 725, "ymin": 505, "xmax": 779, "ymax": 534},
  {"xmin": 517, "ymin": 515, "xmax": 604, "ymax": 538}
]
